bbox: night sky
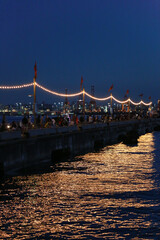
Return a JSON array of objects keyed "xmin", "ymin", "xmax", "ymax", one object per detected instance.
[{"xmin": 0, "ymin": 0, "xmax": 160, "ymax": 104}]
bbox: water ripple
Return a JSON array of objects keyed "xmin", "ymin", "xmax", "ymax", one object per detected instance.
[{"xmin": 0, "ymin": 132, "xmax": 160, "ymax": 239}]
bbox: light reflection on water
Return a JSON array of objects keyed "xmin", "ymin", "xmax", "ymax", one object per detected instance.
[{"xmin": 0, "ymin": 132, "xmax": 160, "ymax": 239}]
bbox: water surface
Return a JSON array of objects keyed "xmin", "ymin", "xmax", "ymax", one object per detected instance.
[{"xmin": 0, "ymin": 132, "xmax": 160, "ymax": 239}]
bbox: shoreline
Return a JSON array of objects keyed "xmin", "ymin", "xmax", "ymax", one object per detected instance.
[{"xmin": 1, "ymin": 118, "xmax": 160, "ymax": 176}]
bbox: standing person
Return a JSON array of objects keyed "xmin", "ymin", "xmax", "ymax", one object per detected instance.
[
  {"xmin": 2, "ymin": 114, "xmax": 6, "ymax": 125},
  {"xmin": 76, "ymin": 116, "xmax": 79, "ymax": 125},
  {"xmin": 73, "ymin": 114, "xmax": 77, "ymax": 125},
  {"xmin": 28, "ymin": 116, "xmax": 32, "ymax": 128},
  {"xmin": 52, "ymin": 118, "xmax": 56, "ymax": 126},
  {"xmin": 1, "ymin": 114, "xmax": 6, "ymax": 131},
  {"xmin": 89, "ymin": 115, "xmax": 93, "ymax": 123},
  {"xmin": 22, "ymin": 114, "xmax": 28, "ymax": 135},
  {"xmin": 40, "ymin": 115, "xmax": 44, "ymax": 128},
  {"xmin": 11, "ymin": 121, "xmax": 17, "ymax": 130},
  {"xmin": 36, "ymin": 115, "xmax": 41, "ymax": 127}
]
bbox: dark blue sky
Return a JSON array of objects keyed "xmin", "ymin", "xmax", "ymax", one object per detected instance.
[{"xmin": 0, "ymin": 0, "xmax": 160, "ymax": 104}]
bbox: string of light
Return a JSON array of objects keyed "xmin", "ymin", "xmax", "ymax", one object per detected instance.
[
  {"xmin": 84, "ymin": 91, "xmax": 111, "ymax": 101},
  {"xmin": 140, "ymin": 100, "xmax": 152, "ymax": 106},
  {"xmin": 112, "ymin": 97, "xmax": 151, "ymax": 106},
  {"xmin": 0, "ymin": 82, "xmax": 152, "ymax": 106},
  {"xmin": 36, "ymin": 83, "xmax": 83, "ymax": 97},
  {"xmin": 0, "ymin": 83, "xmax": 33, "ymax": 89},
  {"xmin": 112, "ymin": 96, "xmax": 130, "ymax": 104}
]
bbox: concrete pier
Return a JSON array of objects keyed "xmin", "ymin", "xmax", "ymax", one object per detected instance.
[{"xmin": 0, "ymin": 118, "xmax": 160, "ymax": 175}]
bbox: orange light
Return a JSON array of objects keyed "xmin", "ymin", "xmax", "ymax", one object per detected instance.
[
  {"xmin": 36, "ymin": 83, "xmax": 83, "ymax": 97},
  {"xmin": 0, "ymin": 82, "xmax": 152, "ymax": 106},
  {"xmin": 0, "ymin": 83, "xmax": 33, "ymax": 89}
]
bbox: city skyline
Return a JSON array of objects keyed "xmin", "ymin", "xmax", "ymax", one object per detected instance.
[{"xmin": 0, "ymin": 0, "xmax": 160, "ymax": 104}]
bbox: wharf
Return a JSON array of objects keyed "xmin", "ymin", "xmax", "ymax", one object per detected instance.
[{"xmin": 0, "ymin": 118, "xmax": 160, "ymax": 175}]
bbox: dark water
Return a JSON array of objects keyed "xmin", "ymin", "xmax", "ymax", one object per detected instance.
[
  {"xmin": 0, "ymin": 132, "xmax": 160, "ymax": 239},
  {"xmin": 0, "ymin": 115, "xmax": 23, "ymax": 123}
]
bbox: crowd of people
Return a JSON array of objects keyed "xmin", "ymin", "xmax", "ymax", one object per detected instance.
[
  {"xmin": 0, "ymin": 113, "xmax": 104, "ymax": 132},
  {"xmin": 0, "ymin": 113, "xmax": 107, "ymax": 133},
  {"xmin": 0, "ymin": 110, "xmax": 157, "ymax": 134}
]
